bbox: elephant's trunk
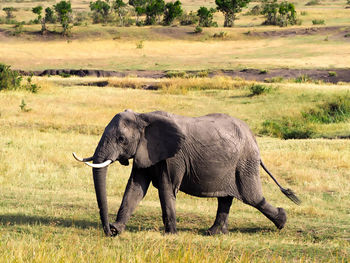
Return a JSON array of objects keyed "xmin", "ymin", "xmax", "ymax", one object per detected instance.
[{"xmin": 92, "ymin": 164, "xmax": 112, "ymax": 236}]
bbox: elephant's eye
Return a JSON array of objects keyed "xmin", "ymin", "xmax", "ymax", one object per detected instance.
[{"xmin": 117, "ymin": 136, "xmax": 125, "ymax": 144}]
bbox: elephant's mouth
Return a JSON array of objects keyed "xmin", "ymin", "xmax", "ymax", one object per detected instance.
[{"xmin": 118, "ymin": 157, "xmax": 129, "ymax": 166}]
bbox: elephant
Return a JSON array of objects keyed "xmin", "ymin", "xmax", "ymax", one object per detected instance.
[{"xmin": 73, "ymin": 110, "xmax": 300, "ymax": 236}]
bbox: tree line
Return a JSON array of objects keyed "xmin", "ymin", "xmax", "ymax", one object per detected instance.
[{"xmin": 1, "ymin": 0, "xmax": 300, "ymax": 36}]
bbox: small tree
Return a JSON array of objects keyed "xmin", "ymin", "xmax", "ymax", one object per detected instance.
[
  {"xmin": 278, "ymin": 1, "xmax": 297, "ymax": 26},
  {"xmin": 45, "ymin": 7, "xmax": 56, "ymax": 23},
  {"xmin": 3, "ymin": 7, "xmax": 17, "ymax": 19},
  {"xmin": 113, "ymin": 0, "xmax": 127, "ymax": 26},
  {"xmin": 163, "ymin": 0, "xmax": 183, "ymax": 25},
  {"xmin": 32, "ymin": 5, "xmax": 49, "ymax": 34},
  {"xmin": 262, "ymin": 0, "xmax": 297, "ymax": 27},
  {"xmin": 129, "ymin": 0, "xmax": 146, "ymax": 24},
  {"xmin": 197, "ymin": 7, "xmax": 216, "ymax": 27},
  {"xmin": 89, "ymin": 0, "xmax": 111, "ymax": 23},
  {"xmin": 54, "ymin": 1, "xmax": 73, "ymax": 36},
  {"xmin": 215, "ymin": 0, "xmax": 250, "ymax": 27},
  {"xmin": 261, "ymin": 0, "xmax": 279, "ymax": 25},
  {"xmin": 145, "ymin": 0, "xmax": 165, "ymax": 25}
]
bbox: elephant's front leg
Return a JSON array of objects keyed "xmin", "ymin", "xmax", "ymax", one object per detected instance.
[
  {"xmin": 110, "ymin": 167, "xmax": 151, "ymax": 236},
  {"xmin": 158, "ymin": 165, "xmax": 177, "ymax": 234}
]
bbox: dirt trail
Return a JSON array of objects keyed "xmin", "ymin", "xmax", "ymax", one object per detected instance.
[{"xmin": 21, "ymin": 68, "xmax": 350, "ymax": 84}]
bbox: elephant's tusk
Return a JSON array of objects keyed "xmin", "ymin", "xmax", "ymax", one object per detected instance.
[
  {"xmin": 84, "ymin": 160, "xmax": 112, "ymax": 168},
  {"xmin": 72, "ymin": 152, "xmax": 94, "ymax": 162}
]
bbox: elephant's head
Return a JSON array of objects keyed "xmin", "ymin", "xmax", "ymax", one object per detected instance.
[{"xmin": 73, "ymin": 110, "xmax": 184, "ymax": 235}]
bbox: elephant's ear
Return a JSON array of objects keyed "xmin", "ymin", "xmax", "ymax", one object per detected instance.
[{"xmin": 134, "ymin": 113, "xmax": 185, "ymax": 168}]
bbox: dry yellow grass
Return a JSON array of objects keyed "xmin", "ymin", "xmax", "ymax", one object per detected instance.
[
  {"xmin": 1, "ymin": 33, "xmax": 350, "ymax": 71},
  {"xmin": 0, "ymin": 79, "xmax": 349, "ymax": 262}
]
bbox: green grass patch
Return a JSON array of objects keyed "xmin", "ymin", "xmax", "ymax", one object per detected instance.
[
  {"xmin": 249, "ymin": 84, "xmax": 272, "ymax": 96},
  {"xmin": 260, "ymin": 94, "xmax": 350, "ymax": 139},
  {"xmin": 302, "ymin": 95, "xmax": 350, "ymax": 124},
  {"xmin": 312, "ymin": 19, "xmax": 325, "ymax": 25}
]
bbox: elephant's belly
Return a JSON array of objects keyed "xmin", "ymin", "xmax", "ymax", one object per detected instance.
[{"xmin": 179, "ymin": 161, "xmax": 240, "ymax": 198}]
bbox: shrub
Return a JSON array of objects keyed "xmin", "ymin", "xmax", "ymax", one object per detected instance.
[
  {"xmin": 179, "ymin": 11, "xmax": 198, "ymax": 25},
  {"xmin": 90, "ymin": 0, "xmax": 111, "ymax": 23},
  {"xmin": 12, "ymin": 22, "xmax": 24, "ymax": 36},
  {"xmin": 212, "ymin": 31, "xmax": 228, "ymax": 39},
  {"xmin": 194, "ymin": 25, "xmax": 203, "ymax": 33},
  {"xmin": 328, "ymin": 71, "xmax": 337, "ymax": 77},
  {"xmin": 23, "ymin": 76, "xmax": 41, "ymax": 93},
  {"xmin": 0, "ymin": 63, "xmax": 22, "ymax": 91},
  {"xmin": 19, "ymin": 99, "xmax": 31, "ymax": 112},
  {"xmin": 295, "ymin": 74, "xmax": 313, "ymax": 83},
  {"xmin": 302, "ymin": 96, "xmax": 350, "ymax": 124},
  {"xmin": 144, "ymin": 0, "xmax": 165, "ymax": 25},
  {"xmin": 300, "ymin": 11, "xmax": 308, "ymax": 16},
  {"xmin": 345, "ymin": 33, "xmax": 350, "ymax": 38},
  {"xmin": 249, "ymin": 84, "xmax": 271, "ymax": 96},
  {"xmin": 261, "ymin": 0, "xmax": 298, "ymax": 27},
  {"xmin": 197, "ymin": 7, "xmax": 216, "ymax": 27},
  {"xmin": 163, "ymin": 0, "xmax": 183, "ymax": 25},
  {"xmin": 312, "ymin": 19, "xmax": 325, "ymax": 25},
  {"xmin": 259, "ymin": 69, "xmax": 268, "ymax": 74},
  {"xmin": 261, "ymin": 119, "xmax": 314, "ymax": 139},
  {"xmin": 136, "ymin": 40, "xmax": 144, "ymax": 49},
  {"xmin": 59, "ymin": 72, "xmax": 71, "ymax": 78},
  {"xmin": 165, "ymin": 71, "xmax": 187, "ymax": 78}
]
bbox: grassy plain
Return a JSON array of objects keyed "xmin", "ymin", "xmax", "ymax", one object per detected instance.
[
  {"xmin": 0, "ymin": 0, "xmax": 350, "ymax": 71},
  {"xmin": 0, "ymin": 78, "xmax": 349, "ymax": 262},
  {"xmin": 0, "ymin": 0, "xmax": 350, "ymax": 261}
]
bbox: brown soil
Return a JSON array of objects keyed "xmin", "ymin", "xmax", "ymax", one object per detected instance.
[{"xmin": 21, "ymin": 68, "xmax": 350, "ymax": 84}]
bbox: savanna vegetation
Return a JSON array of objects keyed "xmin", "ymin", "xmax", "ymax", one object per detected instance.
[
  {"xmin": 0, "ymin": 0, "xmax": 350, "ymax": 262},
  {"xmin": 0, "ymin": 75, "xmax": 349, "ymax": 262}
]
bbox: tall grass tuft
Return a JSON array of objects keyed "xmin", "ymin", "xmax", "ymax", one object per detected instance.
[
  {"xmin": 302, "ymin": 95, "xmax": 350, "ymax": 124},
  {"xmin": 261, "ymin": 118, "xmax": 314, "ymax": 139}
]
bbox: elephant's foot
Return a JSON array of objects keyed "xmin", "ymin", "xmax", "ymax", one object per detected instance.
[
  {"xmin": 273, "ymin": 207, "xmax": 287, "ymax": 230},
  {"xmin": 206, "ymin": 224, "xmax": 229, "ymax": 236},
  {"xmin": 109, "ymin": 222, "xmax": 126, "ymax": 236}
]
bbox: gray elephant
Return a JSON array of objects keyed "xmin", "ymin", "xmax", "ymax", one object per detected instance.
[{"xmin": 73, "ymin": 110, "xmax": 300, "ymax": 236}]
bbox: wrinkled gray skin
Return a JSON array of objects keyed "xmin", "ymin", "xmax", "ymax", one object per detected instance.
[{"xmin": 90, "ymin": 110, "xmax": 287, "ymax": 236}]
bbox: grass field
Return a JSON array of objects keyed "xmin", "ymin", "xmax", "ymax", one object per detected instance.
[
  {"xmin": 0, "ymin": 79, "xmax": 349, "ymax": 262},
  {"xmin": 1, "ymin": 0, "xmax": 350, "ymax": 261},
  {"xmin": 0, "ymin": 0, "xmax": 350, "ymax": 71}
]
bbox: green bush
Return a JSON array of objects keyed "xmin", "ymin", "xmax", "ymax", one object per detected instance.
[
  {"xmin": 194, "ymin": 25, "xmax": 203, "ymax": 33},
  {"xmin": 302, "ymin": 96, "xmax": 350, "ymax": 124},
  {"xmin": 261, "ymin": 119, "xmax": 314, "ymax": 139},
  {"xmin": 165, "ymin": 71, "xmax": 187, "ymax": 78},
  {"xmin": 249, "ymin": 84, "xmax": 271, "ymax": 96},
  {"xmin": 179, "ymin": 11, "xmax": 198, "ymax": 25},
  {"xmin": 0, "ymin": 63, "xmax": 22, "ymax": 91},
  {"xmin": 328, "ymin": 71, "xmax": 337, "ymax": 77},
  {"xmin": 295, "ymin": 74, "xmax": 313, "ymax": 83},
  {"xmin": 312, "ymin": 19, "xmax": 325, "ymax": 25}
]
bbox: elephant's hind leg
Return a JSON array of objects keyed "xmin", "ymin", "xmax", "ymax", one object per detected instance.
[
  {"xmin": 206, "ymin": 196, "xmax": 233, "ymax": 235},
  {"xmin": 236, "ymin": 160, "xmax": 287, "ymax": 229}
]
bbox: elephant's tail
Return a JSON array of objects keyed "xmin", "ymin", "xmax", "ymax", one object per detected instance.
[{"xmin": 260, "ymin": 161, "xmax": 301, "ymax": 205}]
